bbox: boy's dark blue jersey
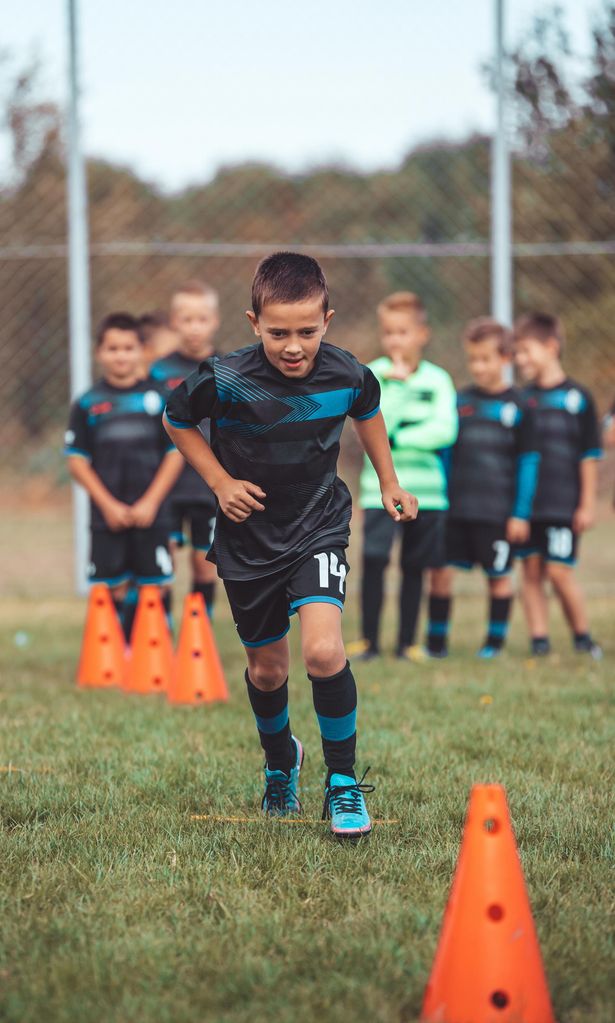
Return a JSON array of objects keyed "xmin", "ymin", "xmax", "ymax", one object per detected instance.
[
  {"xmin": 524, "ymin": 378, "xmax": 602, "ymax": 522},
  {"xmin": 448, "ymin": 386, "xmax": 539, "ymax": 523},
  {"xmin": 165, "ymin": 341, "xmax": 381, "ymax": 580},
  {"xmin": 150, "ymin": 351, "xmax": 215, "ymax": 506},
  {"xmin": 65, "ymin": 377, "xmax": 174, "ymax": 530}
]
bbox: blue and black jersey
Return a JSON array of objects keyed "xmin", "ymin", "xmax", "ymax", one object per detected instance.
[
  {"xmin": 65, "ymin": 378, "xmax": 174, "ymax": 529},
  {"xmin": 448, "ymin": 385, "xmax": 539, "ymax": 523},
  {"xmin": 165, "ymin": 341, "xmax": 381, "ymax": 580},
  {"xmin": 524, "ymin": 378, "xmax": 602, "ymax": 522},
  {"xmin": 150, "ymin": 351, "xmax": 215, "ymax": 507}
]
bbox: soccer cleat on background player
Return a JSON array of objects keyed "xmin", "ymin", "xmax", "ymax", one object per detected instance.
[
  {"xmin": 347, "ymin": 638, "xmax": 381, "ymax": 663},
  {"xmin": 478, "ymin": 644, "xmax": 502, "ymax": 659},
  {"xmin": 573, "ymin": 635, "xmax": 603, "ymax": 660},
  {"xmin": 261, "ymin": 736, "xmax": 304, "ymax": 817},
  {"xmin": 531, "ymin": 637, "xmax": 551, "ymax": 657},
  {"xmin": 396, "ymin": 644, "xmax": 428, "ymax": 663},
  {"xmin": 323, "ymin": 768, "xmax": 374, "ymax": 838}
]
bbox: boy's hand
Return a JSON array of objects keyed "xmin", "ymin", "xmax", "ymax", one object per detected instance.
[
  {"xmin": 216, "ymin": 478, "xmax": 266, "ymax": 523},
  {"xmin": 381, "ymin": 483, "xmax": 418, "ymax": 523},
  {"xmin": 102, "ymin": 498, "xmax": 133, "ymax": 532},
  {"xmin": 573, "ymin": 504, "xmax": 594, "ymax": 532},
  {"xmin": 506, "ymin": 517, "xmax": 530, "ymax": 544},
  {"xmin": 131, "ymin": 494, "xmax": 159, "ymax": 528},
  {"xmin": 384, "ymin": 355, "xmax": 410, "ymax": 381}
]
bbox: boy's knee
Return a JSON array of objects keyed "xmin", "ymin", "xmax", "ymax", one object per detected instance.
[
  {"xmin": 303, "ymin": 635, "xmax": 346, "ymax": 678},
  {"xmin": 429, "ymin": 567, "xmax": 452, "ymax": 597},
  {"xmin": 545, "ymin": 561, "xmax": 572, "ymax": 585},
  {"xmin": 522, "ymin": 556, "xmax": 543, "ymax": 583},
  {"xmin": 247, "ymin": 654, "xmax": 288, "ymax": 692}
]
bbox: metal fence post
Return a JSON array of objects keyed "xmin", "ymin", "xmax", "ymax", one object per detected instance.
[{"xmin": 491, "ymin": 0, "xmax": 513, "ymax": 334}]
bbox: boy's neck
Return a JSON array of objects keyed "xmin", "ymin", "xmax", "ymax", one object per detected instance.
[
  {"xmin": 474, "ymin": 380, "xmax": 508, "ymax": 395},
  {"xmin": 534, "ymin": 362, "xmax": 566, "ymax": 388},
  {"xmin": 179, "ymin": 341, "xmax": 213, "ymax": 362},
  {"xmin": 103, "ymin": 373, "xmax": 140, "ymax": 389}
]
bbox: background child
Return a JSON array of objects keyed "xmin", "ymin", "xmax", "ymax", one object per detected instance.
[
  {"xmin": 150, "ymin": 281, "xmax": 220, "ymax": 616},
  {"xmin": 356, "ymin": 292, "xmax": 457, "ymax": 660},
  {"xmin": 429, "ymin": 317, "xmax": 539, "ymax": 658},
  {"xmin": 138, "ymin": 310, "xmax": 179, "ymax": 369},
  {"xmin": 164, "ymin": 252, "xmax": 418, "ymax": 838},
  {"xmin": 514, "ymin": 312, "xmax": 602, "ymax": 658},
  {"xmin": 65, "ymin": 313, "xmax": 183, "ymax": 639}
]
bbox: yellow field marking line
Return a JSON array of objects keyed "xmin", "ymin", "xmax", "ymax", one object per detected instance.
[
  {"xmin": 190, "ymin": 813, "xmax": 399, "ymax": 825},
  {"xmin": 0, "ymin": 765, "xmax": 53, "ymax": 774}
]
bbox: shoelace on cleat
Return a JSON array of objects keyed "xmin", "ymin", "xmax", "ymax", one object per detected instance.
[
  {"xmin": 322, "ymin": 767, "xmax": 375, "ymax": 820},
  {"xmin": 262, "ymin": 775, "xmax": 302, "ymax": 814}
]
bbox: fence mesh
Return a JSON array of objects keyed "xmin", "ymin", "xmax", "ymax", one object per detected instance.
[{"xmin": 1, "ymin": 7, "xmax": 615, "ymax": 475}]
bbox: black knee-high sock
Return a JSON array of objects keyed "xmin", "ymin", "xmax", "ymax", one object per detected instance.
[
  {"xmin": 426, "ymin": 596, "xmax": 451, "ymax": 655},
  {"xmin": 245, "ymin": 671, "xmax": 294, "ymax": 773},
  {"xmin": 309, "ymin": 660, "xmax": 357, "ymax": 780},
  {"xmin": 398, "ymin": 570, "xmax": 423, "ymax": 651},
  {"xmin": 485, "ymin": 596, "xmax": 512, "ymax": 650},
  {"xmin": 361, "ymin": 557, "xmax": 386, "ymax": 650},
  {"xmin": 113, "ymin": 587, "xmax": 138, "ymax": 643},
  {"xmin": 161, "ymin": 590, "xmax": 173, "ymax": 632},
  {"xmin": 193, "ymin": 581, "xmax": 215, "ymax": 618}
]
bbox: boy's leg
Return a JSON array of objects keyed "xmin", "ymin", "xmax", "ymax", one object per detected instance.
[
  {"xmin": 478, "ymin": 525, "xmax": 514, "ymax": 657},
  {"xmin": 245, "ymin": 638, "xmax": 295, "ymax": 773},
  {"xmin": 401, "ymin": 511, "xmax": 446, "ymax": 657},
  {"xmin": 132, "ymin": 527, "xmax": 175, "ymax": 630},
  {"xmin": 545, "ymin": 561, "xmax": 600, "ymax": 655},
  {"xmin": 426, "ymin": 566, "xmax": 453, "ymax": 656},
  {"xmin": 89, "ymin": 530, "xmax": 133, "ymax": 640},
  {"xmin": 360, "ymin": 510, "xmax": 395, "ymax": 656},
  {"xmin": 482, "ymin": 576, "xmax": 513, "ymax": 657},
  {"xmin": 189, "ymin": 506, "xmax": 218, "ymax": 617},
  {"xmin": 520, "ymin": 555, "xmax": 550, "ymax": 655}
]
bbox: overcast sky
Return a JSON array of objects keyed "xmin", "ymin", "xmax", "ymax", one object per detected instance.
[{"xmin": 2, "ymin": 0, "xmax": 599, "ymax": 191}]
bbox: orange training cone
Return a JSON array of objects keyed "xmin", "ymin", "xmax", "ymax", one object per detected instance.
[
  {"xmin": 77, "ymin": 583, "xmax": 126, "ymax": 688},
  {"xmin": 124, "ymin": 585, "xmax": 173, "ymax": 694},
  {"xmin": 168, "ymin": 592, "xmax": 229, "ymax": 704},
  {"xmin": 421, "ymin": 783, "xmax": 555, "ymax": 1023}
]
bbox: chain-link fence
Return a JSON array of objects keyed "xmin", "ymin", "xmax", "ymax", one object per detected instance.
[{"xmin": 2, "ymin": 6, "xmax": 615, "ymax": 477}]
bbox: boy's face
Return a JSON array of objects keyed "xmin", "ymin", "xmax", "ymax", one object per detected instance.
[
  {"xmin": 465, "ymin": 337, "xmax": 509, "ymax": 391},
  {"xmin": 96, "ymin": 328, "xmax": 143, "ymax": 384},
  {"xmin": 170, "ymin": 293, "xmax": 219, "ymax": 358},
  {"xmin": 379, "ymin": 310, "xmax": 429, "ymax": 365},
  {"xmin": 247, "ymin": 298, "xmax": 334, "ymax": 379},
  {"xmin": 514, "ymin": 336, "xmax": 559, "ymax": 382}
]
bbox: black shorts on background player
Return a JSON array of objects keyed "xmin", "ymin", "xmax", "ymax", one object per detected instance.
[
  {"xmin": 518, "ymin": 521, "xmax": 578, "ymax": 566},
  {"xmin": 90, "ymin": 527, "xmax": 174, "ymax": 586},
  {"xmin": 446, "ymin": 520, "xmax": 513, "ymax": 576},
  {"xmin": 169, "ymin": 501, "xmax": 216, "ymax": 552},
  {"xmin": 362, "ymin": 508, "xmax": 446, "ymax": 571}
]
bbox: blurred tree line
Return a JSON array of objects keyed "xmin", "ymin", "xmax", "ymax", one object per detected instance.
[{"xmin": 0, "ymin": 3, "xmax": 614, "ymax": 451}]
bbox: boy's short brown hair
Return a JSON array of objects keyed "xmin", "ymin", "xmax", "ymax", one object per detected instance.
[
  {"xmin": 513, "ymin": 312, "xmax": 565, "ymax": 352},
  {"xmin": 96, "ymin": 312, "xmax": 141, "ymax": 347},
  {"xmin": 171, "ymin": 279, "xmax": 219, "ymax": 307},
  {"xmin": 463, "ymin": 316, "xmax": 512, "ymax": 356},
  {"xmin": 377, "ymin": 291, "xmax": 426, "ymax": 323},
  {"xmin": 251, "ymin": 252, "xmax": 329, "ymax": 317}
]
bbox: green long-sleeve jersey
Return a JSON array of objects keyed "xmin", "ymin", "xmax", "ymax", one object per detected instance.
[{"xmin": 359, "ymin": 357, "xmax": 458, "ymax": 510}]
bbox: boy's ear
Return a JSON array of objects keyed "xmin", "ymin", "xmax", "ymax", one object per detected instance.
[
  {"xmin": 322, "ymin": 309, "xmax": 335, "ymax": 334},
  {"xmin": 246, "ymin": 310, "xmax": 260, "ymax": 336}
]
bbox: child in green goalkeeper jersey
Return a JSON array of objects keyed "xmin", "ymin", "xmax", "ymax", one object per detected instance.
[{"xmin": 356, "ymin": 292, "xmax": 458, "ymax": 660}]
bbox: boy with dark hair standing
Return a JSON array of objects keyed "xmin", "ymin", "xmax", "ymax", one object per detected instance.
[
  {"xmin": 150, "ymin": 281, "xmax": 220, "ymax": 616},
  {"xmin": 356, "ymin": 292, "xmax": 457, "ymax": 661},
  {"xmin": 65, "ymin": 313, "xmax": 183, "ymax": 639},
  {"xmin": 428, "ymin": 318, "xmax": 539, "ymax": 658},
  {"xmin": 514, "ymin": 312, "xmax": 602, "ymax": 658},
  {"xmin": 164, "ymin": 253, "xmax": 418, "ymax": 838}
]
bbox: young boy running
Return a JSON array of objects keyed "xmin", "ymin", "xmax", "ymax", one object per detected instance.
[
  {"xmin": 356, "ymin": 292, "xmax": 457, "ymax": 660},
  {"xmin": 65, "ymin": 313, "xmax": 183, "ymax": 639},
  {"xmin": 150, "ymin": 281, "xmax": 220, "ymax": 616},
  {"xmin": 164, "ymin": 253, "xmax": 418, "ymax": 838},
  {"xmin": 513, "ymin": 312, "xmax": 602, "ymax": 658},
  {"xmin": 428, "ymin": 318, "xmax": 539, "ymax": 658}
]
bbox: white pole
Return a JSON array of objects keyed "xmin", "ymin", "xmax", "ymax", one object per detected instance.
[
  {"xmin": 491, "ymin": 0, "xmax": 513, "ymax": 329},
  {"xmin": 66, "ymin": 0, "xmax": 92, "ymax": 595}
]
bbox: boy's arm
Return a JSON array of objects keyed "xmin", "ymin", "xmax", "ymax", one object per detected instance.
[
  {"xmin": 507, "ymin": 406, "xmax": 541, "ymax": 544},
  {"xmin": 574, "ymin": 457, "xmax": 599, "ymax": 532},
  {"xmin": 67, "ymin": 455, "xmax": 133, "ymax": 531},
  {"xmin": 130, "ymin": 449, "xmax": 185, "ymax": 528},
  {"xmin": 163, "ymin": 417, "xmax": 266, "ymax": 523},
  {"xmin": 353, "ymin": 412, "xmax": 418, "ymax": 522},
  {"xmin": 389, "ymin": 373, "xmax": 458, "ymax": 451}
]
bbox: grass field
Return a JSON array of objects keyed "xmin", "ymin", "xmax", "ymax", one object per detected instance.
[{"xmin": 1, "ymin": 490, "xmax": 614, "ymax": 1023}]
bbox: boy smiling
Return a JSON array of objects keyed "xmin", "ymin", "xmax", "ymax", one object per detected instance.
[{"xmin": 164, "ymin": 252, "xmax": 417, "ymax": 838}]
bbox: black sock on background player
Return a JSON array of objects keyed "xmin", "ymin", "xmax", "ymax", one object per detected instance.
[
  {"xmin": 192, "ymin": 581, "xmax": 215, "ymax": 618},
  {"xmin": 426, "ymin": 595, "xmax": 451, "ymax": 656},
  {"xmin": 397, "ymin": 570, "xmax": 423, "ymax": 653},
  {"xmin": 360, "ymin": 557, "xmax": 386, "ymax": 654},
  {"xmin": 483, "ymin": 595, "xmax": 512, "ymax": 651}
]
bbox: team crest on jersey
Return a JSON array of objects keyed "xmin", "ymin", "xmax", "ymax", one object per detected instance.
[
  {"xmin": 500, "ymin": 402, "xmax": 517, "ymax": 427},
  {"xmin": 65, "ymin": 429, "xmax": 75, "ymax": 445},
  {"xmin": 143, "ymin": 390, "xmax": 164, "ymax": 415},
  {"xmin": 565, "ymin": 388, "xmax": 582, "ymax": 414}
]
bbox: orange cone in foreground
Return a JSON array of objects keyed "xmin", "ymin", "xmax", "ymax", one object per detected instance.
[
  {"xmin": 421, "ymin": 783, "xmax": 555, "ymax": 1023},
  {"xmin": 124, "ymin": 585, "xmax": 173, "ymax": 694},
  {"xmin": 77, "ymin": 583, "xmax": 126, "ymax": 688},
  {"xmin": 168, "ymin": 592, "xmax": 229, "ymax": 704}
]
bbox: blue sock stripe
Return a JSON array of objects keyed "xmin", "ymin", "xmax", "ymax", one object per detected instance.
[
  {"xmin": 428, "ymin": 621, "xmax": 449, "ymax": 636},
  {"xmin": 316, "ymin": 709, "xmax": 357, "ymax": 742},
  {"xmin": 255, "ymin": 707, "xmax": 289, "ymax": 735},
  {"xmin": 488, "ymin": 621, "xmax": 508, "ymax": 638}
]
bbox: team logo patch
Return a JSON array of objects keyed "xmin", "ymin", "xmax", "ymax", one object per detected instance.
[
  {"xmin": 65, "ymin": 429, "xmax": 75, "ymax": 445},
  {"xmin": 500, "ymin": 402, "xmax": 517, "ymax": 427},
  {"xmin": 143, "ymin": 390, "xmax": 164, "ymax": 415},
  {"xmin": 565, "ymin": 389, "xmax": 582, "ymax": 414}
]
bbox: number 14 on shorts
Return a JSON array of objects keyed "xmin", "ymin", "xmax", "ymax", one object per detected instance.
[{"xmin": 314, "ymin": 552, "xmax": 347, "ymax": 593}]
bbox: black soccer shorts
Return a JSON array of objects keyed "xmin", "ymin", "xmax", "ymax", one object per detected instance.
[
  {"xmin": 223, "ymin": 546, "xmax": 350, "ymax": 647},
  {"xmin": 446, "ymin": 519, "xmax": 514, "ymax": 577},
  {"xmin": 169, "ymin": 500, "xmax": 217, "ymax": 552},
  {"xmin": 362, "ymin": 508, "xmax": 446, "ymax": 571},
  {"xmin": 89, "ymin": 527, "xmax": 174, "ymax": 587},
  {"xmin": 517, "ymin": 521, "xmax": 578, "ymax": 566}
]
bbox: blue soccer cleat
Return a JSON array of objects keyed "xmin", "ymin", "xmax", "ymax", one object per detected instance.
[
  {"xmin": 322, "ymin": 768, "xmax": 374, "ymax": 839},
  {"xmin": 261, "ymin": 736, "xmax": 304, "ymax": 817},
  {"xmin": 478, "ymin": 645, "xmax": 501, "ymax": 659}
]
